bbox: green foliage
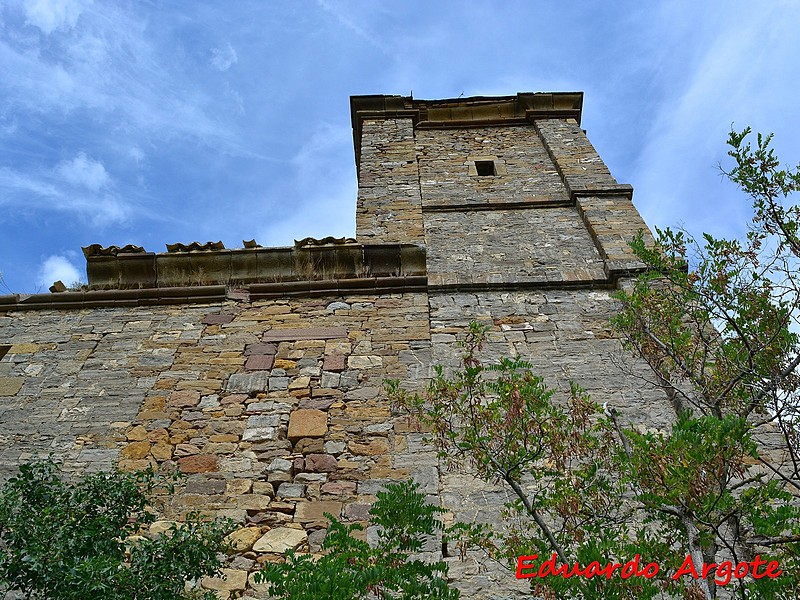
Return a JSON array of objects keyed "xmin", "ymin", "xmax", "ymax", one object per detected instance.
[
  {"xmin": 0, "ymin": 460, "xmax": 234, "ymax": 600},
  {"xmin": 255, "ymin": 480, "xmax": 478, "ymax": 600},
  {"xmin": 612, "ymin": 129, "xmax": 800, "ymax": 598},
  {"xmin": 391, "ymin": 131, "xmax": 800, "ymax": 600}
]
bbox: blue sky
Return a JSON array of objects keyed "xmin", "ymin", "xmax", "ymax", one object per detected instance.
[{"xmin": 1, "ymin": 0, "xmax": 799, "ymax": 293}]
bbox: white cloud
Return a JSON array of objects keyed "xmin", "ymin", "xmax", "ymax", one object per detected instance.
[
  {"xmin": 23, "ymin": 0, "xmax": 90, "ymax": 34},
  {"xmin": 56, "ymin": 152, "xmax": 110, "ymax": 191},
  {"xmin": 37, "ymin": 255, "xmax": 83, "ymax": 288},
  {"xmin": 210, "ymin": 43, "xmax": 238, "ymax": 72}
]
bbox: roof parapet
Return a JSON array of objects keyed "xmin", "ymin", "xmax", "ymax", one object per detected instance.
[{"xmin": 81, "ymin": 241, "xmax": 426, "ymax": 291}]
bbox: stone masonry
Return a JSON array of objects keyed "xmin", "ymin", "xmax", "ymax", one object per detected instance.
[{"xmin": 0, "ymin": 92, "xmax": 665, "ymax": 598}]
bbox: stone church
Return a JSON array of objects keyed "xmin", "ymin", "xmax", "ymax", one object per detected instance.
[{"xmin": 0, "ymin": 92, "xmax": 664, "ymax": 597}]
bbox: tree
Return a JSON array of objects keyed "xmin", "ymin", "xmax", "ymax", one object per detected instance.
[
  {"xmin": 0, "ymin": 460, "xmax": 234, "ymax": 600},
  {"xmin": 389, "ymin": 130, "xmax": 800, "ymax": 600},
  {"xmin": 255, "ymin": 480, "xmax": 479, "ymax": 600}
]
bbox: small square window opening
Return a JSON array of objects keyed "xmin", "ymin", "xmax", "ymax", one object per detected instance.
[
  {"xmin": 475, "ymin": 160, "xmax": 496, "ymax": 176},
  {"xmin": 0, "ymin": 345, "xmax": 10, "ymax": 361}
]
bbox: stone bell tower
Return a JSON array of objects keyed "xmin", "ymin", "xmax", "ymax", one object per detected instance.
[{"xmin": 350, "ymin": 93, "xmax": 662, "ymax": 597}]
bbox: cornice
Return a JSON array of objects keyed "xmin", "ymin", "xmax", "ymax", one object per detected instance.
[{"xmin": 350, "ymin": 92, "xmax": 583, "ymax": 176}]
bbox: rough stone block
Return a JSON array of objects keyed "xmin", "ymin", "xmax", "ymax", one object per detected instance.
[
  {"xmin": 8, "ymin": 343, "xmax": 38, "ymax": 354},
  {"xmin": 252, "ymin": 527, "xmax": 307, "ymax": 553},
  {"xmin": 241, "ymin": 427, "xmax": 276, "ymax": 442},
  {"xmin": 245, "ymin": 354, "xmax": 274, "ymax": 371},
  {"xmin": 126, "ymin": 425, "xmax": 148, "ymax": 441},
  {"xmin": 151, "ymin": 442, "xmax": 173, "ymax": 460},
  {"xmin": 201, "ymin": 314, "xmax": 235, "ymax": 325},
  {"xmin": 295, "ymin": 500, "xmax": 343, "ymax": 523},
  {"xmin": 321, "ymin": 481, "xmax": 357, "ymax": 496},
  {"xmin": 202, "ymin": 568, "xmax": 247, "ymax": 591},
  {"xmin": 298, "ymin": 397, "xmax": 335, "ymax": 410},
  {"xmin": 236, "ymin": 494, "xmax": 272, "ymax": 511},
  {"xmin": 277, "ymin": 482, "xmax": 306, "ymax": 498},
  {"xmin": 294, "ymin": 437, "xmax": 325, "ymax": 454},
  {"xmin": 226, "ymin": 527, "xmax": 263, "ymax": 552},
  {"xmin": 0, "ymin": 377, "xmax": 24, "ymax": 396},
  {"xmin": 121, "ymin": 441, "xmax": 151, "ymax": 459},
  {"xmin": 347, "ymin": 355, "xmax": 383, "ymax": 369},
  {"xmin": 169, "ymin": 390, "xmax": 200, "ymax": 408},
  {"xmin": 322, "ymin": 354, "xmax": 346, "ymax": 372},
  {"xmin": 344, "ymin": 503, "xmax": 371, "ymax": 521},
  {"xmin": 349, "ymin": 438, "xmax": 390, "ymax": 456},
  {"xmin": 178, "ymin": 454, "xmax": 218, "ymax": 473},
  {"xmin": 244, "ymin": 343, "xmax": 277, "ymax": 356},
  {"xmin": 288, "ymin": 409, "xmax": 328, "ymax": 440},
  {"xmin": 226, "ymin": 372, "xmax": 270, "ymax": 393},
  {"xmin": 288, "ymin": 376, "xmax": 310, "ymax": 390},
  {"xmin": 305, "ymin": 453, "xmax": 338, "ymax": 472}
]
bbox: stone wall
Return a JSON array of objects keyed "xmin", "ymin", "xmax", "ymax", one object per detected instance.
[
  {"xmin": 0, "ymin": 292, "xmax": 442, "ymax": 597},
  {"xmin": 417, "ymin": 125, "xmax": 568, "ymax": 207},
  {"xmin": 424, "ymin": 207, "xmax": 607, "ymax": 286}
]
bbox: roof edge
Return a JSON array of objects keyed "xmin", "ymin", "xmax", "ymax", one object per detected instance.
[{"xmin": 350, "ymin": 92, "xmax": 584, "ymax": 176}]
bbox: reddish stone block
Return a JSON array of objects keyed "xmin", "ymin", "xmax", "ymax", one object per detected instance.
[
  {"xmin": 323, "ymin": 354, "xmax": 346, "ymax": 372},
  {"xmin": 321, "ymin": 481, "xmax": 357, "ymax": 496},
  {"xmin": 245, "ymin": 343, "xmax": 277, "ymax": 356},
  {"xmin": 305, "ymin": 454, "xmax": 338, "ymax": 473},
  {"xmin": 263, "ymin": 327, "xmax": 347, "ymax": 342},
  {"xmin": 298, "ymin": 398, "xmax": 335, "ymax": 410},
  {"xmin": 344, "ymin": 503, "xmax": 371, "ymax": 521},
  {"xmin": 221, "ymin": 393, "xmax": 248, "ymax": 405},
  {"xmin": 169, "ymin": 390, "xmax": 200, "ymax": 408},
  {"xmin": 292, "ymin": 457, "xmax": 305, "ymax": 473},
  {"xmin": 202, "ymin": 313, "xmax": 235, "ymax": 325},
  {"xmin": 178, "ymin": 454, "xmax": 218, "ymax": 473},
  {"xmin": 245, "ymin": 354, "xmax": 274, "ymax": 371}
]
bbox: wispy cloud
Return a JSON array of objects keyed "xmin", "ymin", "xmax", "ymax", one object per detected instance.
[
  {"xmin": 22, "ymin": 0, "xmax": 90, "ymax": 34},
  {"xmin": 210, "ymin": 43, "xmax": 237, "ymax": 71},
  {"xmin": 258, "ymin": 122, "xmax": 356, "ymax": 245},
  {"xmin": 630, "ymin": 3, "xmax": 800, "ymax": 238},
  {"xmin": 2, "ymin": 3, "xmax": 232, "ymax": 146},
  {"xmin": 315, "ymin": 0, "xmax": 390, "ymax": 53},
  {"xmin": 0, "ymin": 164, "xmax": 129, "ymax": 226}
]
